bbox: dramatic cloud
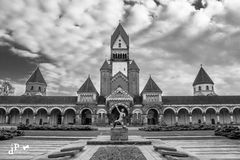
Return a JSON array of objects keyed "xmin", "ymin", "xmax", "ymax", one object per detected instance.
[{"xmin": 0, "ymin": 0, "xmax": 240, "ymax": 96}]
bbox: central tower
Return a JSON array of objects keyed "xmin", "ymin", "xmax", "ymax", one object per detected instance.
[
  {"xmin": 110, "ymin": 23, "xmax": 129, "ymax": 77},
  {"xmin": 100, "ymin": 23, "xmax": 139, "ymax": 97}
]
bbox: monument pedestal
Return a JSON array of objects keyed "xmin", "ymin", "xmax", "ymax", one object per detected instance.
[{"xmin": 111, "ymin": 127, "xmax": 128, "ymax": 141}]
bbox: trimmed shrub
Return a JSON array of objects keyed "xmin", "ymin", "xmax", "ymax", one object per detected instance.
[
  {"xmin": 215, "ymin": 125, "xmax": 240, "ymax": 139},
  {"xmin": 139, "ymin": 124, "xmax": 216, "ymax": 131},
  {"xmin": 0, "ymin": 129, "xmax": 24, "ymax": 140},
  {"xmin": 17, "ymin": 124, "xmax": 98, "ymax": 131}
]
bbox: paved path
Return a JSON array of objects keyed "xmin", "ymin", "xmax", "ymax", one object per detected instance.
[
  {"xmin": 0, "ymin": 139, "xmax": 75, "ymax": 160},
  {"xmin": 162, "ymin": 138, "xmax": 240, "ymax": 160}
]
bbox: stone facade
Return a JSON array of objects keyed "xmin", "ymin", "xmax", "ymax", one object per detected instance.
[{"xmin": 0, "ymin": 23, "xmax": 240, "ymax": 126}]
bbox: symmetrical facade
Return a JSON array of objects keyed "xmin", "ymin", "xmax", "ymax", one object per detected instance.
[{"xmin": 0, "ymin": 23, "xmax": 240, "ymax": 126}]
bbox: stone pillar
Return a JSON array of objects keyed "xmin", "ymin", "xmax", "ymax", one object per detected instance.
[
  {"xmin": 189, "ymin": 114, "xmax": 192, "ymax": 125},
  {"xmin": 175, "ymin": 115, "xmax": 178, "ymax": 125},
  {"xmin": 33, "ymin": 114, "xmax": 36, "ymax": 124},
  {"xmin": 75, "ymin": 114, "xmax": 80, "ymax": 124},
  {"xmin": 5, "ymin": 114, "xmax": 9, "ymax": 124},
  {"xmin": 47, "ymin": 115, "xmax": 50, "ymax": 124},
  {"xmin": 217, "ymin": 114, "xmax": 220, "ymax": 124},
  {"xmin": 91, "ymin": 114, "xmax": 95, "ymax": 125},
  {"xmin": 203, "ymin": 113, "xmax": 206, "ymax": 124},
  {"xmin": 143, "ymin": 115, "xmax": 148, "ymax": 125},
  {"xmin": 79, "ymin": 114, "xmax": 82, "ymax": 125},
  {"xmin": 61, "ymin": 115, "xmax": 64, "ymax": 125},
  {"xmin": 19, "ymin": 114, "xmax": 22, "ymax": 124},
  {"xmin": 159, "ymin": 114, "xmax": 163, "ymax": 125},
  {"xmin": 230, "ymin": 113, "xmax": 234, "ymax": 124}
]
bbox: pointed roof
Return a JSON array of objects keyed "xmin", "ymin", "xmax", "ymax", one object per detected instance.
[
  {"xmin": 129, "ymin": 60, "xmax": 139, "ymax": 71},
  {"xmin": 193, "ymin": 66, "xmax": 214, "ymax": 86},
  {"xmin": 26, "ymin": 67, "xmax": 47, "ymax": 85},
  {"xmin": 100, "ymin": 60, "xmax": 111, "ymax": 70},
  {"xmin": 142, "ymin": 76, "xmax": 162, "ymax": 94},
  {"xmin": 78, "ymin": 76, "xmax": 98, "ymax": 93},
  {"xmin": 111, "ymin": 23, "xmax": 129, "ymax": 48}
]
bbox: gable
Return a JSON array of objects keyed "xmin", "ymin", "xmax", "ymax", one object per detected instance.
[
  {"xmin": 106, "ymin": 87, "xmax": 133, "ymax": 101},
  {"xmin": 112, "ymin": 35, "xmax": 127, "ymax": 49}
]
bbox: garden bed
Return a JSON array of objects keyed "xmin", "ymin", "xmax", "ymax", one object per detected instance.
[
  {"xmin": 17, "ymin": 124, "xmax": 98, "ymax": 131},
  {"xmin": 139, "ymin": 124, "xmax": 216, "ymax": 131},
  {"xmin": 90, "ymin": 147, "xmax": 147, "ymax": 160},
  {"xmin": 215, "ymin": 125, "xmax": 240, "ymax": 139},
  {"xmin": 0, "ymin": 128, "xmax": 24, "ymax": 140}
]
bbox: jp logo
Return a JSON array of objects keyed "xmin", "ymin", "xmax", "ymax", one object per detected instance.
[{"xmin": 8, "ymin": 143, "xmax": 29, "ymax": 154}]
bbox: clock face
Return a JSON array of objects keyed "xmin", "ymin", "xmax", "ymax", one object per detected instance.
[{"xmin": 112, "ymin": 62, "xmax": 128, "ymax": 77}]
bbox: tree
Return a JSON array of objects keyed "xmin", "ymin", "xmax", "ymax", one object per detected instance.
[{"xmin": 0, "ymin": 81, "xmax": 15, "ymax": 96}]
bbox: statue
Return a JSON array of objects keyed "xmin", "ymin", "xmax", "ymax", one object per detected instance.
[{"xmin": 113, "ymin": 106, "xmax": 126, "ymax": 128}]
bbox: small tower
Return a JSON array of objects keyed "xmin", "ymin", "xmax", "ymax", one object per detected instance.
[
  {"xmin": 193, "ymin": 66, "xmax": 216, "ymax": 96},
  {"xmin": 128, "ymin": 60, "xmax": 140, "ymax": 96},
  {"xmin": 100, "ymin": 60, "xmax": 111, "ymax": 96},
  {"xmin": 25, "ymin": 67, "xmax": 47, "ymax": 96},
  {"xmin": 77, "ymin": 76, "xmax": 98, "ymax": 103},
  {"xmin": 141, "ymin": 76, "xmax": 162, "ymax": 103}
]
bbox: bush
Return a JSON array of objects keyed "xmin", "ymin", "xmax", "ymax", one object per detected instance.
[
  {"xmin": 139, "ymin": 124, "xmax": 216, "ymax": 131},
  {"xmin": 0, "ymin": 129, "xmax": 24, "ymax": 141},
  {"xmin": 214, "ymin": 125, "xmax": 240, "ymax": 139},
  {"xmin": 17, "ymin": 124, "xmax": 98, "ymax": 131}
]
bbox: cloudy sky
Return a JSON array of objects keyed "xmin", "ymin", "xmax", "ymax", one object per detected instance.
[{"xmin": 0, "ymin": 0, "xmax": 240, "ymax": 96}]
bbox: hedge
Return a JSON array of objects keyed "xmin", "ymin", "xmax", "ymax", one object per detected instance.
[{"xmin": 0, "ymin": 129, "xmax": 24, "ymax": 140}]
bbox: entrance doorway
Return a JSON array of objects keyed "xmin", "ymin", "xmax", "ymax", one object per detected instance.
[
  {"xmin": 147, "ymin": 109, "xmax": 158, "ymax": 125},
  {"xmin": 82, "ymin": 109, "xmax": 92, "ymax": 125}
]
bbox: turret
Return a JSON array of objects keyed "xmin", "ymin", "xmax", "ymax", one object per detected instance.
[
  {"xmin": 100, "ymin": 60, "xmax": 111, "ymax": 96},
  {"xmin": 193, "ymin": 66, "xmax": 216, "ymax": 96},
  {"xmin": 128, "ymin": 60, "xmax": 140, "ymax": 96},
  {"xmin": 77, "ymin": 76, "xmax": 98, "ymax": 103},
  {"xmin": 141, "ymin": 76, "xmax": 162, "ymax": 103},
  {"xmin": 25, "ymin": 67, "xmax": 47, "ymax": 96}
]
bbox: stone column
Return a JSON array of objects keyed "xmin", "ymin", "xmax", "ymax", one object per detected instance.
[
  {"xmin": 217, "ymin": 114, "xmax": 220, "ymax": 124},
  {"xmin": 61, "ymin": 115, "xmax": 64, "ymax": 125},
  {"xmin": 203, "ymin": 113, "xmax": 206, "ymax": 124},
  {"xmin": 19, "ymin": 114, "xmax": 22, "ymax": 124},
  {"xmin": 189, "ymin": 114, "xmax": 192, "ymax": 125},
  {"xmin": 175, "ymin": 114, "xmax": 178, "ymax": 125},
  {"xmin": 91, "ymin": 114, "xmax": 95, "ymax": 125},
  {"xmin": 159, "ymin": 114, "xmax": 163, "ymax": 125},
  {"xmin": 75, "ymin": 114, "xmax": 80, "ymax": 124},
  {"xmin": 33, "ymin": 114, "xmax": 36, "ymax": 124},
  {"xmin": 143, "ymin": 115, "xmax": 148, "ymax": 125},
  {"xmin": 79, "ymin": 114, "xmax": 82, "ymax": 125},
  {"xmin": 230, "ymin": 113, "xmax": 234, "ymax": 124},
  {"xmin": 5, "ymin": 114, "xmax": 9, "ymax": 124},
  {"xmin": 47, "ymin": 115, "xmax": 50, "ymax": 124}
]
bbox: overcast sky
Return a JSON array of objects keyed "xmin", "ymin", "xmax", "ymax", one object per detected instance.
[{"xmin": 0, "ymin": 0, "xmax": 240, "ymax": 96}]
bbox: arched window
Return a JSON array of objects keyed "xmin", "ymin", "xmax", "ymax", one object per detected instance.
[
  {"xmin": 206, "ymin": 86, "xmax": 209, "ymax": 90},
  {"xmin": 118, "ymin": 43, "xmax": 121, "ymax": 48},
  {"xmin": 39, "ymin": 87, "xmax": 41, "ymax": 91},
  {"xmin": 198, "ymin": 86, "xmax": 201, "ymax": 91},
  {"xmin": 31, "ymin": 86, "xmax": 34, "ymax": 90},
  {"xmin": 212, "ymin": 86, "xmax": 214, "ymax": 90}
]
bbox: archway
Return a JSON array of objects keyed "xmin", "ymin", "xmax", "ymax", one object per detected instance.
[
  {"xmin": 132, "ymin": 109, "xmax": 142, "ymax": 125},
  {"xmin": 233, "ymin": 108, "xmax": 240, "ymax": 124},
  {"xmin": 0, "ymin": 108, "xmax": 6, "ymax": 124},
  {"xmin": 219, "ymin": 108, "xmax": 231, "ymax": 124},
  {"xmin": 22, "ymin": 108, "xmax": 34, "ymax": 125},
  {"xmin": 111, "ymin": 105, "xmax": 128, "ymax": 124},
  {"xmin": 206, "ymin": 108, "xmax": 217, "ymax": 124},
  {"xmin": 178, "ymin": 108, "xmax": 189, "ymax": 125},
  {"xmin": 97, "ymin": 109, "xmax": 107, "ymax": 125},
  {"xmin": 82, "ymin": 109, "xmax": 92, "ymax": 125},
  {"xmin": 147, "ymin": 109, "xmax": 158, "ymax": 125},
  {"xmin": 50, "ymin": 108, "xmax": 62, "ymax": 125},
  {"xmin": 163, "ymin": 109, "xmax": 175, "ymax": 126},
  {"xmin": 64, "ymin": 109, "xmax": 76, "ymax": 125},
  {"xmin": 36, "ymin": 108, "xmax": 48, "ymax": 125},
  {"xmin": 9, "ymin": 108, "xmax": 20, "ymax": 124},
  {"xmin": 192, "ymin": 108, "xmax": 203, "ymax": 124}
]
